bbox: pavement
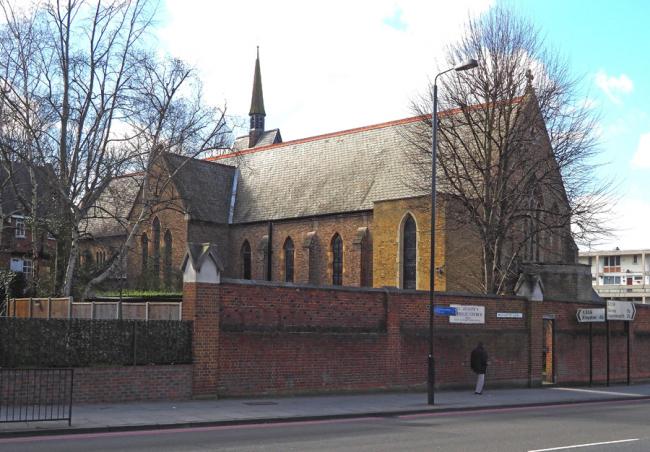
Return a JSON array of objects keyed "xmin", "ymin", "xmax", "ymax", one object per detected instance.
[{"xmin": 3, "ymin": 383, "xmax": 650, "ymax": 437}]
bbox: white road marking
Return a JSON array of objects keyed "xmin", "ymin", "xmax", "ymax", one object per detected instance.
[
  {"xmin": 528, "ymin": 438, "xmax": 639, "ymax": 451},
  {"xmin": 552, "ymin": 387, "xmax": 645, "ymax": 397}
]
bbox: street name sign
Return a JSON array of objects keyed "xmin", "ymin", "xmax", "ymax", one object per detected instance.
[
  {"xmin": 576, "ymin": 308, "xmax": 606, "ymax": 323},
  {"xmin": 606, "ymin": 300, "xmax": 636, "ymax": 321},
  {"xmin": 434, "ymin": 306, "xmax": 457, "ymax": 316},
  {"xmin": 497, "ymin": 312, "xmax": 523, "ymax": 319},
  {"xmin": 450, "ymin": 305, "xmax": 485, "ymax": 324}
]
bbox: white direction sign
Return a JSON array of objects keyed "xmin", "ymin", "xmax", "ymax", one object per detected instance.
[
  {"xmin": 497, "ymin": 312, "xmax": 523, "ymax": 319},
  {"xmin": 607, "ymin": 300, "xmax": 636, "ymax": 321},
  {"xmin": 576, "ymin": 308, "xmax": 605, "ymax": 323},
  {"xmin": 450, "ymin": 305, "xmax": 485, "ymax": 324}
]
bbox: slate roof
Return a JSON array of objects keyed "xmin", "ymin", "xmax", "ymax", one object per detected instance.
[
  {"xmin": 213, "ymin": 117, "xmax": 430, "ymax": 224},
  {"xmin": 84, "ymin": 94, "xmax": 533, "ymax": 235},
  {"xmin": 83, "ymin": 153, "xmax": 237, "ymax": 238},
  {"xmin": 0, "ymin": 162, "xmax": 56, "ymax": 219},
  {"xmin": 161, "ymin": 153, "xmax": 236, "ymax": 224},
  {"xmin": 82, "ymin": 174, "xmax": 142, "ymax": 238},
  {"xmin": 232, "ymin": 129, "xmax": 282, "ymax": 152}
]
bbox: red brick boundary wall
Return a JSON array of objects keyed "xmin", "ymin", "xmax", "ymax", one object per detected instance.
[
  {"xmin": 72, "ymin": 365, "xmax": 192, "ymax": 403},
  {"xmin": 182, "ymin": 279, "xmax": 650, "ymax": 398},
  {"xmin": 539, "ymin": 299, "xmax": 650, "ymax": 385}
]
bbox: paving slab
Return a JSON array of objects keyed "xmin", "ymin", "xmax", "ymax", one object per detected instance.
[{"xmin": 2, "ymin": 383, "xmax": 650, "ymax": 436}]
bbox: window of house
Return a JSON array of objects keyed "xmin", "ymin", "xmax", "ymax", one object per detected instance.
[
  {"xmin": 603, "ymin": 255, "xmax": 621, "ymax": 272},
  {"xmin": 22, "ymin": 259, "xmax": 33, "ymax": 276},
  {"xmin": 15, "ymin": 217, "xmax": 25, "ymax": 238},
  {"xmin": 588, "ymin": 257, "xmax": 592, "ymax": 266},
  {"xmin": 402, "ymin": 214, "xmax": 417, "ymax": 290},
  {"xmin": 10, "ymin": 258, "xmax": 22, "ymax": 272},
  {"xmin": 284, "ymin": 237, "xmax": 294, "ymax": 283},
  {"xmin": 152, "ymin": 217, "xmax": 161, "ymax": 277},
  {"xmin": 141, "ymin": 233, "xmax": 149, "ymax": 271},
  {"xmin": 164, "ymin": 230, "xmax": 173, "ymax": 287},
  {"xmin": 241, "ymin": 241, "xmax": 251, "ymax": 280},
  {"xmin": 633, "ymin": 255, "xmax": 639, "ymax": 264},
  {"xmin": 603, "ymin": 276, "xmax": 621, "ymax": 285},
  {"xmin": 10, "ymin": 258, "xmax": 34, "ymax": 276},
  {"xmin": 332, "ymin": 233, "xmax": 343, "ymax": 286}
]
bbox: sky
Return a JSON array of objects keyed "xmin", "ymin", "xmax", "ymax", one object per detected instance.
[{"xmin": 155, "ymin": 0, "xmax": 650, "ymax": 252}]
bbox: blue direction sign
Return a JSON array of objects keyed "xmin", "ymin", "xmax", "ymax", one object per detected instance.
[{"xmin": 434, "ymin": 306, "xmax": 457, "ymax": 316}]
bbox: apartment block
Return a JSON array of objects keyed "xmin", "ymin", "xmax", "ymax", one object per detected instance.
[{"xmin": 578, "ymin": 249, "xmax": 650, "ymax": 303}]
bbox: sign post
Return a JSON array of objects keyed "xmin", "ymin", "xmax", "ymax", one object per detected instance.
[
  {"xmin": 605, "ymin": 301, "xmax": 636, "ymax": 386},
  {"xmin": 606, "ymin": 319, "xmax": 610, "ymax": 386},
  {"xmin": 449, "ymin": 305, "xmax": 485, "ymax": 324},
  {"xmin": 606, "ymin": 301, "xmax": 636, "ymax": 321},
  {"xmin": 576, "ymin": 308, "xmax": 605, "ymax": 386},
  {"xmin": 589, "ymin": 322, "xmax": 593, "ymax": 386},
  {"xmin": 434, "ymin": 306, "xmax": 457, "ymax": 316},
  {"xmin": 576, "ymin": 308, "xmax": 605, "ymax": 323}
]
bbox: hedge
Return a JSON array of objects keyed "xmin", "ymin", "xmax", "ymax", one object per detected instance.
[{"xmin": 0, "ymin": 318, "xmax": 192, "ymax": 368}]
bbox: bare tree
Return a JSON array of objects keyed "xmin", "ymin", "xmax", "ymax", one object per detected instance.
[
  {"xmin": 81, "ymin": 55, "xmax": 230, "ymax": 298},
  {"xmin": 407, "ymin": 7, "xmax": 612, "ymax": 294},
  {"xmin": 0, "ymin": 0, "xmax": 218, "ymax": 296},
  {"xmin": 0, "ymin": 1, "xmax": 232, "ymax": 297}
]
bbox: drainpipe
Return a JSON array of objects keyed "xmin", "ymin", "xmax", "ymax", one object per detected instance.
[{"xmin": 267, "ymin": 221, "xmax": 273, "ymax": 281}]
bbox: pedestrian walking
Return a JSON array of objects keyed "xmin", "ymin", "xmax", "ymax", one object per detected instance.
[{"xmin": 471, "ymin": 342, "xmax": 488, "ymax": 394}]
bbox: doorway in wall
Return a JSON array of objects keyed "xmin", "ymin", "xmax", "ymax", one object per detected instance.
[{"xmin": 542, "ymin": 318, "xmax": 555, "ymax": 384}]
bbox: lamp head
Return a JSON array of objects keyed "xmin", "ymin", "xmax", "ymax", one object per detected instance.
[{"xmin": 454, "ymin": 59, "xmax": 478, "ymax": 72}]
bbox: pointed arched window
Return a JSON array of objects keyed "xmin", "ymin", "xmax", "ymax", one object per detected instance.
[
  {"xmin": 241, "ymin": 240, "xmax": 252, "ymax": 280},
  {"xmin": 164, "ymin": 230, "xmax": 173, "ymax": 287},
  {"xmin": 152, "ymin": 217, "xmax": 161, "ymax": 277},
  {"xmin": 331, "ymin": 233, "xmax": 343, "ymax": 286},
  {"xmin": 284, "ymin": 237, "xmax": 294, "ymax": 283},
  {"xmin": 83, "ymin": 249, "xmax": 93, "ymax": 268},
  {"xmin": 402, "ymin": 214, "xmax": 417, "ymax": 289},
  {"xmin": 141, "ymin": 233, "xmax": 149, "ymax": 271}
]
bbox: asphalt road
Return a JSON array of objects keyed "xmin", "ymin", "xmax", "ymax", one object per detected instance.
[{"xmin": 2, "ymin": 399, "xmax": 650, "ymax": 452}]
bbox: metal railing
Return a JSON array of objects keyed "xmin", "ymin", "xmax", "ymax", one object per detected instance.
[{"xmin": 0, "ymin": 368, "xmax": 73, "ymax": 425}]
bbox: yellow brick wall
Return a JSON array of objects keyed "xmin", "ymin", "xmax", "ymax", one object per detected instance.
[{"xmin": 372, "ymin": 196, "xmax": 446, "ymax": 291}]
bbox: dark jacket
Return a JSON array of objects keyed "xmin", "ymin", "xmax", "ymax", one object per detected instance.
[{"xmin": 470, "ymin": 345, "xmax": 488, "ymax": 374}]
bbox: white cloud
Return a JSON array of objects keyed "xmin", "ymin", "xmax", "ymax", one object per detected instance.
[
  {"xmin": 157, "ymin": 0, "xmax": 494, "ymax": 141},
  {"xmin": 631, "ymin": 133, "xmax": 650, "ymax": 168},
  {"xmin": 595, "ymin": 70, "xmax": 633, "ymax": 105},
  {"xmin": 589, "ymin": 197, "xmax": 650, "ymax": 250}
]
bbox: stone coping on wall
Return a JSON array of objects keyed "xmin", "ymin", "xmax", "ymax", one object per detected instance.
[{"xmin": 220, "ymin": 277, "xmax": 529, "ymax": 301}]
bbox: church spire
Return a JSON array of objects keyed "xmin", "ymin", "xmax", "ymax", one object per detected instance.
[
  {"xmin": 525, "ymin": 68, "xmax": 535, "ymax": 94},
  {"xmin": 249, "ymin": 46, "xmax": 266, "ymax": 147}
]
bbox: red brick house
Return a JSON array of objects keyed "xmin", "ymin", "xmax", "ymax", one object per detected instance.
[{"xmin": 0, "ymin": 162, "xmax": 57, "ymax": 292}]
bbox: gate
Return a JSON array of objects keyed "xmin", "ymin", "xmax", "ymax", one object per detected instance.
[
  {"xmin": 542, "ymin": 318, "xmax": 555, "ymax": 384},
  {"xmin": 0, "ymin": 369, "xmax": 73, "ymax": 425}
]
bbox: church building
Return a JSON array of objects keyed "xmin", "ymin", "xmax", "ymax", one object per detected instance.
[{"xmin": 83, "ymin": 50, "xmax": 591, "ymax": 300}]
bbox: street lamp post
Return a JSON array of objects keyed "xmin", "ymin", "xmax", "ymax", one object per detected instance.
[{"xmin": 428, "ymin": 58, "xmax": 478, "ymax": 406}]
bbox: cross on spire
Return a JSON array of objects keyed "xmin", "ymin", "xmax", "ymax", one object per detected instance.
[{"xmin": 525, "ymin": 69, "xmax": 534, "ymax": 86}]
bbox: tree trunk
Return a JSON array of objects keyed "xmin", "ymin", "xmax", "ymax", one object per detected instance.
[
  {"xmin": 62, "ymin": 227, "xmax": 79, "ymax": 297},
  {"xmin": 81, "ymin": 220, "xmax": 143, "ymax": 301},
  {"xmin": 29, "ymin": 166, "xmax": 39, "ymax": 294}
]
